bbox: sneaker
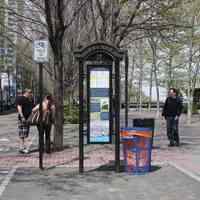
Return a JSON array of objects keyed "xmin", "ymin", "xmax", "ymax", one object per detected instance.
[
  {"xmin": 19, "ymin": 148, "xmax": 25, "ymax": 154},
  {"xmin": 22, "ymin": 148, "xmax": 29, "ymax": 154}
]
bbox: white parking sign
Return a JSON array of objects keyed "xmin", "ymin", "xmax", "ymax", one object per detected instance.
[{"xmin": 33, "ymin": 40, "xmax": 49, "ymax": 63}]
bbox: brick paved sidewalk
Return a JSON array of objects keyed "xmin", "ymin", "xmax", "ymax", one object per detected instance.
[{"xmin": 1, "ymin": 112, "xmax": 200, "ymax": 176}]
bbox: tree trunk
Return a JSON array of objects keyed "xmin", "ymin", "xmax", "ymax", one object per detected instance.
[
  {"xmin": 148, "ymin": 66, "xmax": 153, "ymax": 112},
  {"xmin": 128, "ymin": 56, "xmax": 135, "ymax": 103},
  {"xmin": 150, "ymin": 38, "xmax": 160, "ymax": 117},
  {"xmin": 154, "ymin": 69, "xmax": 160, "ymax": 118},
  {"xmin": 53, "ymin": 55, "xmax": 64, "ymax": 151},
  {"xmin": 152, "ymin": 55, "xmax": 160, "ymax": 117},
  {"xmin": 168, "ymin": 53, "xmax": 173, "ymax": 90},
  {"xmin": 187, "ymin": 16, "xmax": 195, "ymax": 124},
  {"xmin": 138, "ymin": 40, "xmax": 143, "ymax": 113},
  {"xmin": 187, "ymin": 84, "xmax": 192, "ymax": 124}
]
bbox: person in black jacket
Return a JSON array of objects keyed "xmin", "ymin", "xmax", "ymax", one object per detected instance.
[
  {"xmin": 16, "ymin": 89, "xmax": 34, "ymax": 153},
  {"xmin": 162, "ymin": 88, "xmax": 183, "ymax": 147}
]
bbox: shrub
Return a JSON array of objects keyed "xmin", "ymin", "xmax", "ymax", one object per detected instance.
[
  {"xmin": 182, "ymin": 103, "xmax": 187, "ymax": 114},
  {"xmin": 192, "ymin": 103, "xmax": 200, "ymax": 114},
  {"xmin": 64, "ymin": 103, "xmax": 79, "ymax": 124}
]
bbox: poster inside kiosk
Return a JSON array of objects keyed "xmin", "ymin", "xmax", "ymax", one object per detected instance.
[{"xmin": 89, "ymin": 67, "xmax": 111, "ymax": 143}]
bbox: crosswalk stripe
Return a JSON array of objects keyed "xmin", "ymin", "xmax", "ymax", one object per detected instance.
[
  {"xmin": 0, "ymin": 166, "xmax": 17, "ymax": 197},
  {"xmin": 169, "ymin": 161, "xmax": 200, "ymax": 183}
]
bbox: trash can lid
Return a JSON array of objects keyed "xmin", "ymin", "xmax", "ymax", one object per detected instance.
[
  {"xmin": 121, "ymin": 127, "xmax": 153, "ymax": 131},
  {"xmin": 120, "ymin": 127, "xmax": 153, "ymax": 138}
]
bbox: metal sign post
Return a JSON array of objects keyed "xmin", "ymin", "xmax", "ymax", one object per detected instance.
[
  {"xmin": 0, "ymin": 75, "xmax": 2, "ymax": 112},
  {"xmin": 125, "ymin": 51, "xmax": 129, "ymax": 127},
  {"xmin": 0, "ymin": 48, "xmax": 7, "ymax": 112},
  {"xmin": 33, "ymin": 39, "xmax": 49, "ymax": 170},
  {"xmin": 115, "ymin": 59, "xmax": 120, "ymax": 172},
  {"xmin": 79, "ymin": 60, "xmax": 84, "ymax": 173},
  {"xmin": 39, "ymin": 63, "xmax": 44, "ymax": 169}
]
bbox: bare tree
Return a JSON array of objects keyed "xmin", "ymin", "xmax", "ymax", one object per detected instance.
[
  {"xmin": 148, "ymin": 64, "xmax": 153, "ymax": 112},
  {"xmin": 138, "ymin": 39, "xmax": 144, "ymax": 113},
  {"xmin": 148, "ymin": 32, "xmax": 160, "ymax": 117}
]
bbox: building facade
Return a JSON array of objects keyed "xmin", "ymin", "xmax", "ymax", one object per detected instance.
[{"xmin": 0, "ymin": 0, "xmax": 24, "ymax": 109}]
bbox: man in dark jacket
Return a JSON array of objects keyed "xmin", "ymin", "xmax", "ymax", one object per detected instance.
[{"xmin": 162, "ymin": 88, "xmax": 183, "ymax": 147}]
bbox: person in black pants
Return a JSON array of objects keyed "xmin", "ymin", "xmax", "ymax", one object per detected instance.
[
  {"xmin": 162, "ymin": 88, "xmax": 183, "ymax": 147},
  {"xmin": 32, "ymin": 94, "xmax": 55, "ymax": 153}
]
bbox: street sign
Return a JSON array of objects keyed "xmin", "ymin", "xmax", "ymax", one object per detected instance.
[
  {"xmin": 0, "ymin": 48, "xmax": 7, "ymax": 56},
  {"xmin": 33, "ymin": 40, "xmax": 49, "ymax": 63}
]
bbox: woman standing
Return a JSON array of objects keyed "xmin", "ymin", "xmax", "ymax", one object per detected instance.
[{"xmin": 32, "ymin": 94, "xmax": 55, "ymax": 153}]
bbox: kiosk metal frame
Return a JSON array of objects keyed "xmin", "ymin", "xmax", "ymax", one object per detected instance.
[{"xmin": 74, "ymin": 42, "xmax": 127, "ymax": 173}]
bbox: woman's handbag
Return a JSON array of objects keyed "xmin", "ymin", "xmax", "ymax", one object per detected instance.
[
  {"xmin": 27, "ymin": 109, "xmax": 40, "ymax": 125},
  {"xmin": 27, "ymin": 104, "xmax": 54, "ymax": 126}
]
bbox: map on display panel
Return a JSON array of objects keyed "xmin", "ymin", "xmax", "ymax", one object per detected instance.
[{"xmin": 89, "ymin": 67, "xmax": 111, "ymax": 143}]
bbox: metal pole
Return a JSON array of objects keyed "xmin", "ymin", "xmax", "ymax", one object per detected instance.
[
  {"xmin": 0, "ymin": 76, "xmax": 2, "ymax": 112},
  {"xmin": 115, "ymin": 59, "xmax": 120, "ymax": 172},
  {"xmin": 125, "ymin": 51, "xmax": 129, "ymax": 127},
  {"xmin": 79, "ymin": 60, "xmax": 84, "ymax": 173},
  {"xmin": 39, "ymin": 63, "xmax": 44, "ymax": 169},
  {"xmin": 7, "ymin": 68, "xmax": 10, "ymax": 108},
  {"xmin": 0, "ymin": 54, "xmax": 3, "ymax": 112},
  {"xmin": 21, "ymin": 67, "xmax": 23, "ymax": 92},
  {"xmin": 110, "ymin": 66, "xmax": 113, "ymax": 144},
  {"xmin": 15, "ymin": 65, "xmax": 18, "ymax": 98}
]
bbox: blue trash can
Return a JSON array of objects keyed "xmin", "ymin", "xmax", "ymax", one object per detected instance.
[{"xmin": 121, "ymin": 127, "xmax": 153, "ymax": 174}]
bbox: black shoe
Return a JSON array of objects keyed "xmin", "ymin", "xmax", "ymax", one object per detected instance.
[
  {"xmin": 19, "ymin": 147, "xmax": 26, "ymax": 154},
  {"xmin": 175, "ymin": 142, "xmax": 180, "ymax": 147},
  {"xmin": 19, "ymin": 149, "xmax": 25, "ymax": 154},
  {"xmin": 168, "ymin": 142, "xmax": 174, "ymax": 147}
]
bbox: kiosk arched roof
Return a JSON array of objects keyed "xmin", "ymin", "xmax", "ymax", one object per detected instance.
[{"xmin": 74, "ymin": 42, "xmax": 125, "ymax": 61}]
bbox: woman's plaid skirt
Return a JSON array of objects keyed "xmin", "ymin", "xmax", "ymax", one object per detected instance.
[{"xmin": 18, "ymin": 119, "xmax": 30, "ymax": 139}]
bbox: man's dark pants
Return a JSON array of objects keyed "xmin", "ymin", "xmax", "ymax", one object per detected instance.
[{"xmin": 166, "ymin": 116, "xmax": 179, "ymax": 145}]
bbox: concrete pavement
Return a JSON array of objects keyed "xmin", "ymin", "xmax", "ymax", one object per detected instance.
[{"xmin": 2, "ymin": 165, "xmax": 200, "ymax": 200}]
